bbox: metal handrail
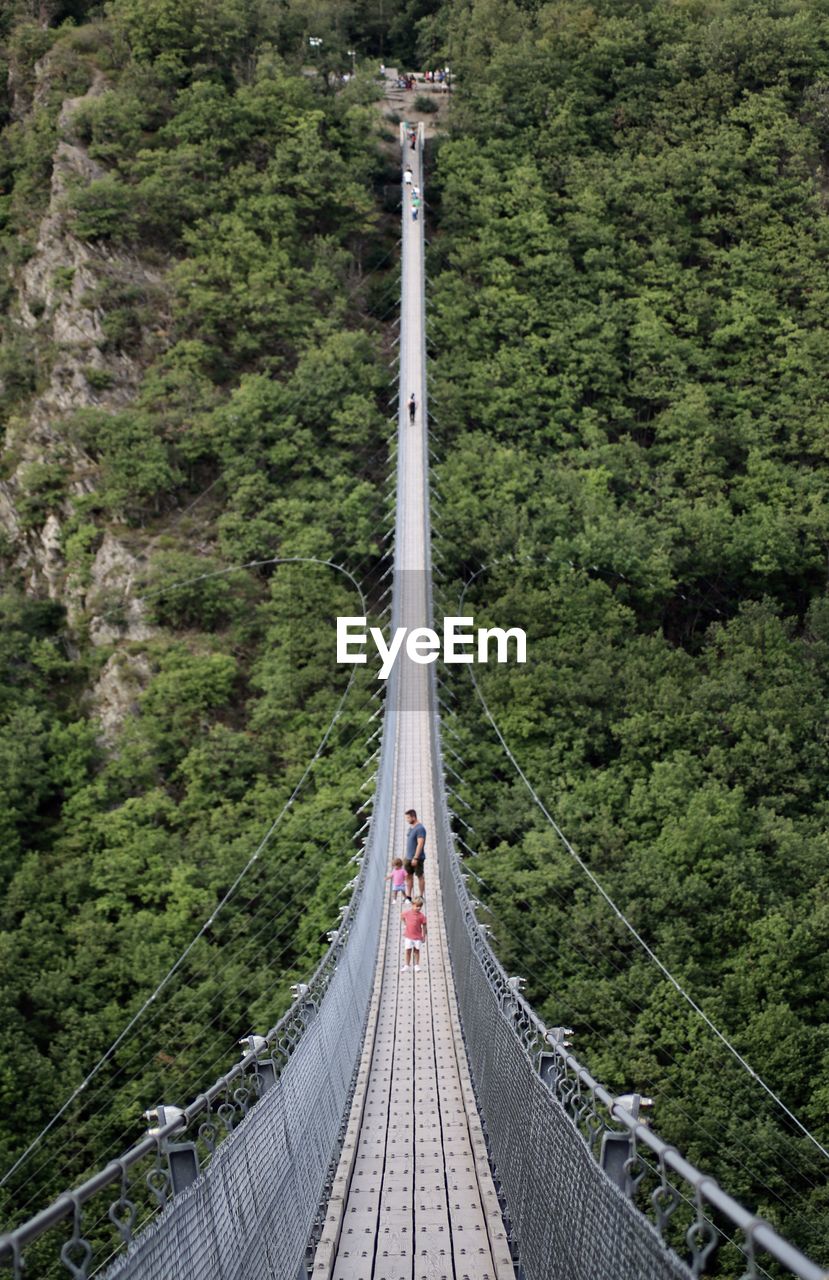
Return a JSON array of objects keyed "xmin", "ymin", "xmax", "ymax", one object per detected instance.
[{"xmin": 0, "ymin": 589, "xmax": 393, "ymax": 1276}]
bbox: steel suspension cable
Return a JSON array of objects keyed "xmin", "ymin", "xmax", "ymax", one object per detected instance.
[
  {"xmin": 436, "ymin": 679, "xmax": 826, "ymax": 1210},
  {"xmin": 450, "ymin": 567, "xmax": 829, "ymax": 1179},
  {"xmin": 5, "ymin": 549, "xmax": 392, "ymax": 1211},
  {"xmin": 5, "ymin": 814, "xmax": 368, "ymax": 1215},
  {"xmin": 463, "ymin": 660, "xmax": 829, "ymax": 1166},
  {"xmin": 0, "ymin": 560, "xmax": 369, "ymax": 1191}
]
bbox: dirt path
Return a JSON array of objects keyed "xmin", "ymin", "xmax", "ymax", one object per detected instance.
[{"xmin": 380, "ymin": 66, "xmax": 451, "ymax": 143}]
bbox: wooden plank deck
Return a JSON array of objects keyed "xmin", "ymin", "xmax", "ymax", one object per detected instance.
[{"xmin": 313, "ymin": 124, "xmax": 514, "ymax": 1280}]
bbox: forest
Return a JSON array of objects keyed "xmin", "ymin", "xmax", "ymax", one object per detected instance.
[
  {"xmin": 428, "ymin": 0, "xmax": 829, "ymax": 1266},
  {"xmin": 1, "ymin": 0, "xmax": 829, "ymax": 1275},
  {"xmin": 0, "ymin": 0, "xmax": 408, "ymax": 1248}
]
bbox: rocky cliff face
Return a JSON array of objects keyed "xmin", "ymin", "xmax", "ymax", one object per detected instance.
[{"xmin": 1, "ymin": 55, "xmax": 168, "ymax": 738}]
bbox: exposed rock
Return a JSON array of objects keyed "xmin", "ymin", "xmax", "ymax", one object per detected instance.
[
  {"xmin": 18, "ymin": 72, "xmax": 163, "ymax": 424},
  {"xmin": 27, "ymin": 512, "xmax": 63, "ymax": 596},
  {"xmin": 91, "ymin": 529, "xmax": 141, "ymax": 589},
  {"xmin": 86, "ymin": 531, "xmax": 154, "ymax": 645},
  {"xmin": 90, "ymin": 650, "xmax": 152, "ymax": 747},
  {"xmin": 1, "ymin": 61, "xmax": 167, "ymax": 661},
  {"xmin": 0, "ymin": 484, "xmax": 22, "ymax": 543}
]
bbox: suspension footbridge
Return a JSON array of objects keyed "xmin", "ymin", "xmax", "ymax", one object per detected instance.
[
  {"xmin": 0, "ymin": 124, "xmax": 826, "ymax": 1280},
  {"xmin": 310, "ymin": 122, "xmax": 513, "ymax": 1280}
]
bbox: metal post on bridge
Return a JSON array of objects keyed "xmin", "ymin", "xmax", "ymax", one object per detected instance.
[
  {"xmin": 290, "ymin": 982, "xmax": 318, "ymax": 1029},
  {"xmin": 239, "ymin": 1034, "xmax": 278, "ymax": 1095},
  {"xmin": 143, "ymin": 1106, "xmax": 199, "ymax": 1196},
  {"xmin": 599, "ymin": 1093, "xmax": 654, "ymax": 1198},
  {"xmin": 538, "ymin": 1026, "xmax": 574, "ymax": 1095}
]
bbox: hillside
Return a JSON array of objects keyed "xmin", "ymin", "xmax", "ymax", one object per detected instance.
[
  {"xmin": 429, "ymin": 0, "xmax": 829, "ymax": 1266},
  {"xmin": 2, "ymin": 0, "xmax": 829, "ymax": 1274},
  {"xmin": 0, "ymin": 0, "xmax": 404, "ymax": 1237}
]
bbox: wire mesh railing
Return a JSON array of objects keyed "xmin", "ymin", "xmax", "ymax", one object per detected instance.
[
  {"xmin": 0, "ymin": 131, "xmax": 411, "ymax": 1280},
  {"xmin": 0, "ymin": 696, "xmax": 395, "ymax": 1280},
  {"xmin": 427, "ymin": 672, "xmax": 827, "ymax": 1280},
  {"xmin": 5, "ymin": 113, "xmax": 826, "ymax": 1280}
]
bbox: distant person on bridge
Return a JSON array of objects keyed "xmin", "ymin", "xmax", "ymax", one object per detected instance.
[
  {"xmin": 403, "ymin": 166, "xmax": 413, "ymax": 186},
  {"xmin": 401, "ymin": 897, "xmax": 427, "ymax": 972},
  {"xmin": 408, "ymin": 393, "xmax": 416, "ymax": 423},
  {"xmin": 405, "ymin": 808, "xmax": 426, "ymax": 895},
  {"xmin": 411, "ymin": 194, "xmax": 421, "ymax": 221},
  {"xmin": 409, "ymin": 127, "xmax": 417, "ymax": 150}
]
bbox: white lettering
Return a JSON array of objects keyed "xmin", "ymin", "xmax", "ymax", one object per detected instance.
[
  {"xmin": 444, "ymin": 616, "xmax": 475, "ymax": 663},
  {"xmin": 477, "ymin": 627, "xmax": 527, "ymax": 664},
  {"xmin": 406, "ymin": 627, "xmax": 440, "ymax": 664},
  {"xmin": 337, "ymin": 616, "xmax": 367, "ymax": 664},
  {"xmin": 370, "ymin": 625, "xmax": 406, "ymax": 680},
  {"xmin": 337, "ymin": 616, "xmax": 528, "ymax": 677}
]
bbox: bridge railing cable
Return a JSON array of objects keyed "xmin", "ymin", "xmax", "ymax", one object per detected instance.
[
  {"xmin": 0, "ymin": 577, "xmax": 398, "ymax": 1280},
  {"xmin": 0, "ymin": 146, "xmax": 408, "ymax": 1280},
  {"xmin": 424, "ymin": 582, "xmax": 827, "ymax": 1274},
  {"xmin": 428, "ymin": 686, "xmax": 828, "ymax": 1280}
]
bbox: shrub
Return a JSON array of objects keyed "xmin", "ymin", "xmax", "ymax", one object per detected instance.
[
  {"xmin": 17, "ymin": 462, "xmax": 68, "ymax": 528},
  {"xmin": 413, "ymin": 94, "xmax": 438, "ymax": 113},
  {"xmin": 84, "ymin": 366, "xmax": 115, "ymax": 390},
  {"xmin": 62, "ymin": 519, "xmax": 102, "ymax": 587},
  {"xmin": 52, "ymin": 266, "xmax": 76, "ymax": 295},
  {"xmin": 92, "ymin": 278, "xmax": 163, "ymax": 353},
  {"xmin": 6, "ymin": 108, "xmax": 59, "ymax": 231},
  {"xmin": 7, "ymin": 23, "xmax": 52, "ymax": 99},
  {"xmin": 144, "ymin": 550, "xmax": 236, "ymax": 630},
  {"xmin": 71, "ymin": 407, "xmax": 180, "ymax": 523},
  {"xmin": 101, "ymin": 307, "xmax": 141, "ymax": 351},
  {"xmin": 43, "ymin": 41, "xmax": 93, "ymax": 98},
  {"xmin": 0, "ymin": 329, "xmax": 38, "ymax": 413},
  {"xmin": 63, "ymin": 22, "xmax": 115, "ymax": 60},
  {"xmin": 71, "ymin": 89, "xmax": 146, "ymax": 164},
  {"xmin": 68, "ymin": 173, "xmax": 136, "ymax": 242}
]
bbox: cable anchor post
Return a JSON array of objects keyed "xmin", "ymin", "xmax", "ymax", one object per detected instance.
[
  {"xmin": 240, "ymin": 1034, "xmax": 278, "ymax": 1095},
  {"xmin": 290, "ymin": 982, "xmax": 318, "ymax": 1029},
  {"xmin": 539, "ymin": 1026, "xmax": 573, "ymax": 1098},
  {"xmin": 145, "ymin": 1104, "xmax": 199, "ymax": 1196},
  {"xmin": 600, "ymin": 1093, "xmax": 653, "ymax": 1198}
]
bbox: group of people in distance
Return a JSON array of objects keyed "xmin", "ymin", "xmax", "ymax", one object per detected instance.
[
  {"xmin": 389, "ymin": 69, "xmax": 450, "ymax": 90},
  {"xmin": 387, "ymin": 809, "xmax": 428, "ymax": 972},
  {"xmin": 403, "ymin": 161, "xmax": 421, "ymax": 221}
]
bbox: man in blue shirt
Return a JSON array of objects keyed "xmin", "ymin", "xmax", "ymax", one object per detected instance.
[{"xmin": 405, "ymin": 808, "xmax": 426, "ymax": 898}]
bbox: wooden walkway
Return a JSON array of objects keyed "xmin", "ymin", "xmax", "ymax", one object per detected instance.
[{"xmin": 312, "ymin": 124, "xmax": 514, "ymax": 1280}]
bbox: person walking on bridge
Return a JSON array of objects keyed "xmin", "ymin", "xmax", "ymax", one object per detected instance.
[
  {"xmin": 405, "ymin": 808, "xmax": 426, "ymax": 896},
  {"xmin": 401, "ymin": 897, "xmax": 427, "ymax": 972},
  {"xmin": 408, "ymin": 393, "xmax": 417, "ymax": 424}
]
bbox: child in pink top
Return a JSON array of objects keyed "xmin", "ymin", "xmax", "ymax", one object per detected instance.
[
  {"xmin": 401, "ymin": 897, "xmax": 427, "ymax": 972},
  {"xmin": 386, "ymin": 858, "xmax": 406, "ymax": 901}
]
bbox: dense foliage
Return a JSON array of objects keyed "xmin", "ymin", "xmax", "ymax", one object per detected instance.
[
  {"xmin": 4, "ymin": 0, "xmax": 829, "ymax": 1274},
  {"xmin": 429, "ymin": 0, "xmax": 829, "ymax": 1268},
  {"xmin": 0, "ymin": 0, "xmax": 398, "ymax": 1255}
]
